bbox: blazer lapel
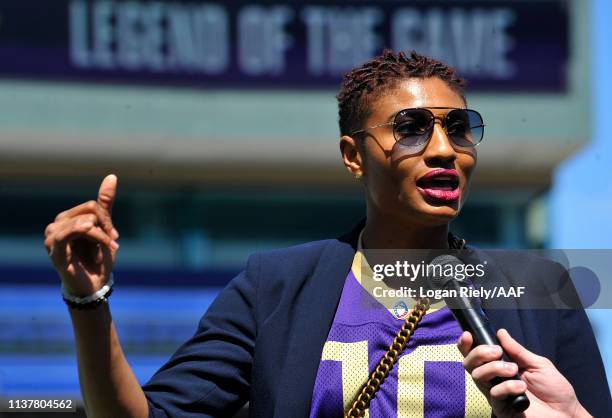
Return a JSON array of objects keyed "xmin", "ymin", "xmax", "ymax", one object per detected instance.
[{"xmin": 273, "ymin": 222, "xmax": 362, "ymax": 418}]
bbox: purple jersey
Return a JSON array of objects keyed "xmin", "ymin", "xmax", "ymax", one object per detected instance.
[{"xmin": 309, "ymin": 253, "xmax": 491, "ymax": 418}]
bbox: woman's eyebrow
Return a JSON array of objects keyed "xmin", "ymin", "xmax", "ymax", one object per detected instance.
[{"xmin": 386, "ymin": 109, "xmax": 405, "ymax": 122}]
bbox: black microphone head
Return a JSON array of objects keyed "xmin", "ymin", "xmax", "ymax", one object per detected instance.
[{"xmin": 428, "ymin": 254, "xmax": 464, "ymax": 290}]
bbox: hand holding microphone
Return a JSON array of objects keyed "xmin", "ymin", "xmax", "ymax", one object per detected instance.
[
  {"xmin": 429, "ymin": 255, "xmax": 592, "ymax": 418},
  {"xmin": 458, "ymin": 328, "xmax": 592, "ymax": 418}
]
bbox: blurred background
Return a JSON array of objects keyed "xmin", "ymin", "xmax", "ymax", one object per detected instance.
[{"xmin": 0, "ymin": 0, "xmax": 610, "ymax": 416}]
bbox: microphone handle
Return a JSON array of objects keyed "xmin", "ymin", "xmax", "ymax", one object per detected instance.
[{"xmin": 451, "ymin": 306, "xmax": 531, "ymax": 413}]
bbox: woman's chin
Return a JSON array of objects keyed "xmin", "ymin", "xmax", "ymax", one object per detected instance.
[{"xmin": 414, "ymin": 202, "xmax": 459, "ymax": 225}]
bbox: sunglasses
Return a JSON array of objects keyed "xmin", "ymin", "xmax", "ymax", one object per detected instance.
[{"xmin": 351, "ymin": 107, "xmax": 485, "ymax": 152}]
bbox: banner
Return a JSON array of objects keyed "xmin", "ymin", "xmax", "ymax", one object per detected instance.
[{"xmin": 0, "ymin": 1, "xmax": 569, "ymax": 91}]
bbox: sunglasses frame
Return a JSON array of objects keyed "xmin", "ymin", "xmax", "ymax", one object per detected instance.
[{"xmin": 350, "ymin": 107, "xmax": 485, "ymax": 149}]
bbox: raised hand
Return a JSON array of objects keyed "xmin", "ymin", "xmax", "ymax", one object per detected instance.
[
  {"xmin": 458, "ymin": 328, "xmax": 592, "ymax": 418},
  {"xmin": 44, "ymin": 174, "xmax": 120, "ymax": 297}
]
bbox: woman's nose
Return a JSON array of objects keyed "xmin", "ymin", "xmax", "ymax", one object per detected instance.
[{"xmin": 423, "ymin": 123, "xmax": 457, "ymax": 163}]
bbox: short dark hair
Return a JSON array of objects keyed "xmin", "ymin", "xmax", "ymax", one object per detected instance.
[{"xmin": 336, "ymin": 49, "xmax": 466, "ymax": 137}]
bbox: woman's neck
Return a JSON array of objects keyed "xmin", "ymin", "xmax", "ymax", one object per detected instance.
[{"xmin": 361, "ymin": 216, "xmax": 450, "ymax": 250}]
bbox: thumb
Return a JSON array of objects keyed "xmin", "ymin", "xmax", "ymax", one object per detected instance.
[
  {"xmin": 497, "ymin": 328, "xmax": 544, "ymax": 368},
  {"xmin": 457, "ymin": 331, "xmax": 474, "ymax": 357},
  {"xmin": 97, "ymin": 174, "xmax": 119, "ymax": 239},
  {"xmin": 97, "ymin": 174, "xmax": 118, "ymax": 216}
]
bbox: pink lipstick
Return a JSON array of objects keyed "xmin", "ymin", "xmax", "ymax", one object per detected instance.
[{"xmin": 416, "ymin": 169, "xmax": 460, "ymax": 202}]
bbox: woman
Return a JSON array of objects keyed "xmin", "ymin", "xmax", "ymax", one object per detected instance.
[{"xmin": 44, "ymin": 50, "xmax": 610, "ymax": 418}]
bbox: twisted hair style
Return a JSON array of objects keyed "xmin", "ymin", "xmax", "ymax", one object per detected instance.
[{"xmin": 337, "ymin": 49, "xmax": 466, "ymax": 137}]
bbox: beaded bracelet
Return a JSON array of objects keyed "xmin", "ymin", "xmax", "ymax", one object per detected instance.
[{"xmin": 61, "ymin": 274, "xmax": 114, "ymax": 310}]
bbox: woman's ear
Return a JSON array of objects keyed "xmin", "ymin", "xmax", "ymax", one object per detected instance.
[{"xmin": 339, "ymin": 135, "xmax": 364, "ymax": 178}]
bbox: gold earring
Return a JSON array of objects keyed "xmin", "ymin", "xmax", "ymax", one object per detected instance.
[{"xmin": 354, "ymin": 171, "xmax": 363, "ymax": 179}]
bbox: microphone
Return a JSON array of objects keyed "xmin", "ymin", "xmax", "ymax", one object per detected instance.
[{"xmin": 428, "ymin": 254, "xmax": 530, "ymax": 413}]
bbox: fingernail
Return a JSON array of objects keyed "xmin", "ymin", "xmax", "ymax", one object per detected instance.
[
  {"xmin": 503, "ymin": 362, "xmax": 516, "ymax": 371},
  {"xmin": 81, "ymin": 221, "xmax": 93, "ymax": 229},
  {"xmin": 110, "ymin": 240, "xmax": 120, "ymax": 250},
  {"xmin": 111, "ymin": 228, "xmax": 119, "ymax": 240}
]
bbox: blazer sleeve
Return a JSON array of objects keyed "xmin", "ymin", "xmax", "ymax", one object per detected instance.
[
  {"xmin": 555, "ymin": 307, "xmax": 612, "ymax": 417},
  {"xmin": 142, "ymin": 254, "xmax": 260, "ymax": 418}
]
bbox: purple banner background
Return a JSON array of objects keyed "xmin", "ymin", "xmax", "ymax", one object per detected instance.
[{"xmin": 0, "ymin": 1, "xmax": 568, "ymax": 91}]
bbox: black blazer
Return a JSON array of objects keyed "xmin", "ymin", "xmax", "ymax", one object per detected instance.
[{"xmin": 143, "ymin": 221, "xmax": 611, "ymax": 418}]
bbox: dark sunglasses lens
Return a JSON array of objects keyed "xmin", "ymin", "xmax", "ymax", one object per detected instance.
[
  {"xmin": 446, "ymin": 109, "xmax": 484, "ymax": 147},
  {"xmin": 393, "ymin": 109, "xmax": 434, "ymax": 148}
]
